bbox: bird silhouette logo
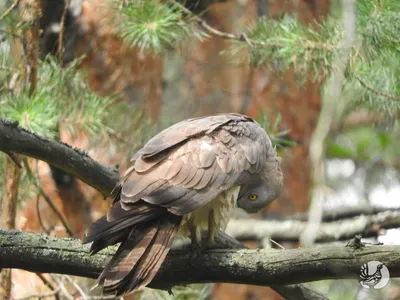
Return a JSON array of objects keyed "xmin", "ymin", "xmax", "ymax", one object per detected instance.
[{"xmin": 359, "ymin": 261, "xmax": 390, "ymax": 289}]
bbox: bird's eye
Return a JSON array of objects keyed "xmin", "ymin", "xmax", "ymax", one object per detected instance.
[{"xmin": 249, "ymin": 194, "xmax": 258, "ymax": 201}]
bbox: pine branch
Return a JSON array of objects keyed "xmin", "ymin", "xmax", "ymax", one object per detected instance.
[
  {"xmin": 354, "ymin": 73, "xmax": 400, "ymax": 101},
  {"xmin": 170, "ymin": 0, "xmax": 280, "ymax": 47}
]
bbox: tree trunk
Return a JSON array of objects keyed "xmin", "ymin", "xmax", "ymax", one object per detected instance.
[{"xmin": 0, "ymin": 156, "xmax": 21, "ymax": 299}]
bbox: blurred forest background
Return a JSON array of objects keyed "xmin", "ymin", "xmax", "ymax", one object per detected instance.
[{"xmin": 0, "ymin": 0, "xmax": 399, "ymax": 299}]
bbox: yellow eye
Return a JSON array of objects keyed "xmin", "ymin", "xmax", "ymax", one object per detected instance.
[{"xmin": 249, "ymin": 194, "xmax": 258, "ymax": 201}]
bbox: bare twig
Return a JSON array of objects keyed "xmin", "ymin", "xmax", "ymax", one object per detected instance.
[
  {"xmin": 23, "ymin": 158, "xmax": 75, "ymax": 237},
  {"xmin": 270, "ymin": 239, "xmax": 286, "ymax": 249},
  {"xmin": 36, "ymin": 194, "xmax": 53, "ymax": 235},
  {"xmin": 58, "ymin": 0, "xmax": 72, "ymax": 61},
  {"xmin": 63, "ymin": 275, "xmax": 88, "ymax": 300},
  {"xmin": 4, "ymin": 151, "xmax": 22, "ymax": 168},
  {"xmin": 50, "ymin": 274, "xmax": 74, "ymax": 300},
  {"xmin": 0, "ymin": 0, "xmax": 20, "ymax": 21},
  {"xmin": 36, "ymin": 273, "xmax": 61, "ymax": 300}
]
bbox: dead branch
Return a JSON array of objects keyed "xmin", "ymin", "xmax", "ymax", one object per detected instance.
[
  {"xmin": 291, "ymin": 205, "xmax": 400, "ymax": 222},
  {"xmin": 227, "ymin": 210, "xmax": 400, "ymax": 243}
]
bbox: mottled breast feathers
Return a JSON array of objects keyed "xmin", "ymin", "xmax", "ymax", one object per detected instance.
[{"xmin": 118, "ymin": 114, "xmax": 274, "ymax": 215}]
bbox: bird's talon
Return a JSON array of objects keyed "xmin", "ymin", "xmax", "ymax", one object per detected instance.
[{"xmin": 190, "ymin": 240, "xmax": 204, "ymax": 260}]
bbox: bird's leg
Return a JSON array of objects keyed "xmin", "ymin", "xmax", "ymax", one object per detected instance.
[
  {"xmin": 205, "ymin": 210, "xmax": 245, "ymax": 249},
  {"xmin": 206, "ymin": 210, "xmax": 217, "ymax": 245},
  {"xmin": 188, "ymin": 220, "xmax": 203, "ymax": 259}
]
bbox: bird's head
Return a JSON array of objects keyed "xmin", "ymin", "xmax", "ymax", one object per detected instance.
[
  {"xmin": 377, "ymin": 264, "xmax": 384, "ymax": 271},
  {"xmin": 237, "ymin": 155, "xmax": 283, "ymax": 214}
]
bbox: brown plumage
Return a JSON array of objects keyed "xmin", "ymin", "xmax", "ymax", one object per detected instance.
[{"xmin": 83, "ymin": 113, "xmax": 283, "ymax": 296}]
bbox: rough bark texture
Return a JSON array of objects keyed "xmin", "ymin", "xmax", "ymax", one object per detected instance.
[
  {"xmin": 0, "ymin": 119, "xmax": 120, "ymax": 197},
  {"xmin": 0, "ymin": 230, "xmax": 399, "ymax": 290},
  {"xmin": 0, "ymin": 156, "xmax": 21, "ymax": 299}
]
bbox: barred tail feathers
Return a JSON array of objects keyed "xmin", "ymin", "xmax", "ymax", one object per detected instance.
[{"xmin": 83, "ymin": 201, "xmax": 182, "ymax": 296}]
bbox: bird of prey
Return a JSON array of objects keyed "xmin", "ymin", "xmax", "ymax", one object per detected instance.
[{"xmin": 83, "ymin": 113, "xmax": 283, "ymax": 296}]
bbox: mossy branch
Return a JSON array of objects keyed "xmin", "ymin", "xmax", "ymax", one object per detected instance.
[{"xmin": 1, "ymin": 230, "xmax": 400, "ymax": 296}]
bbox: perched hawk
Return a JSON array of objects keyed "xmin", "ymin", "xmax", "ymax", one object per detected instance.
[{"xmin": 83, "ymin": 114, "xmax": 283, "ymax": 296}]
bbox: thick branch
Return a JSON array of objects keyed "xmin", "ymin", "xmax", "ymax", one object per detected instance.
[
  {"xmin": 0, "ymin": 230, "xmax": 399, "ymax": 291},
  {"xmin": 227, "ymin": 210, "xmax": 400, "ymax": 243},
  {"xmin": 0, "ymin": 119, "xmax": 120, "ymax": 197}
]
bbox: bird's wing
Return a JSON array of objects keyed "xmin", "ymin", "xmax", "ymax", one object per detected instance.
[{"xmin": 120, "ymin": 114, "xmax": 274, "ymax": 215}]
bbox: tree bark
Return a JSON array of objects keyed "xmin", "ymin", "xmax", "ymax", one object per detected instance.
[
  {"xmin": 0, "ymin": 119, "xmax": 119, "ymax": 197},
  {"xmin": 0, "ymin": 230, "xmax": 399, "ymax": 291},
  {"xmin": 0, "ymin": 156, "xmax": 21, "ymax": 298}
]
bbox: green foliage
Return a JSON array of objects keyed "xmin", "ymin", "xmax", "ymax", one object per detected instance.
[
  {"xmin": 227, "ymin": 0, "xmax": 399, "ymax": 113},
  {"xmin": 116, "ymin": 0, "xmax": 206, "ymax": 53},
  {"xmin": 1, "ymin": 55, "xmax": 154, "ymax": 148},
  {"xmin": 256, "ymin": 113, "xmax": 297, "ymax": 149},
  {"xmin": 233, "ymin": 16, "xmax": 341, "ymax": 82},
  {"xmin": 344, "ymin": 52, "xmax": 400, "ymax": 112},
  {"xmin": 109, "ymin": 0, "xmax": 400, "ymax": 114},
  {"xmin": 327, "ymin": 125, "xmax": 400, "ymax": 166},
  {"xmin": 357, "ymin": 0, "xmax": 400, "ymax": 56},
  {"xmin": 2, "ymin": 90, "xmax": 62, "ymax": 138}
]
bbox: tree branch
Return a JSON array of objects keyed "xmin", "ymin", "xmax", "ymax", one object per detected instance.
[
  {"xmin": 0, "ymin": 119, "xmax": 120, "ymax": 197},
  {"xmin": 0, "ymin": 0, "xmax": 20, "ymax": 22},
  {"xmin": 291, "ymin": 205, "xmax": 400, "ymax": 222},
  {"xmin": 0, "ymin": 230, "xmax": 399, "ymax": 294},
  {"xmin": 227, "ymin": 210, "xmax": 400, "ymax": 243}
]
